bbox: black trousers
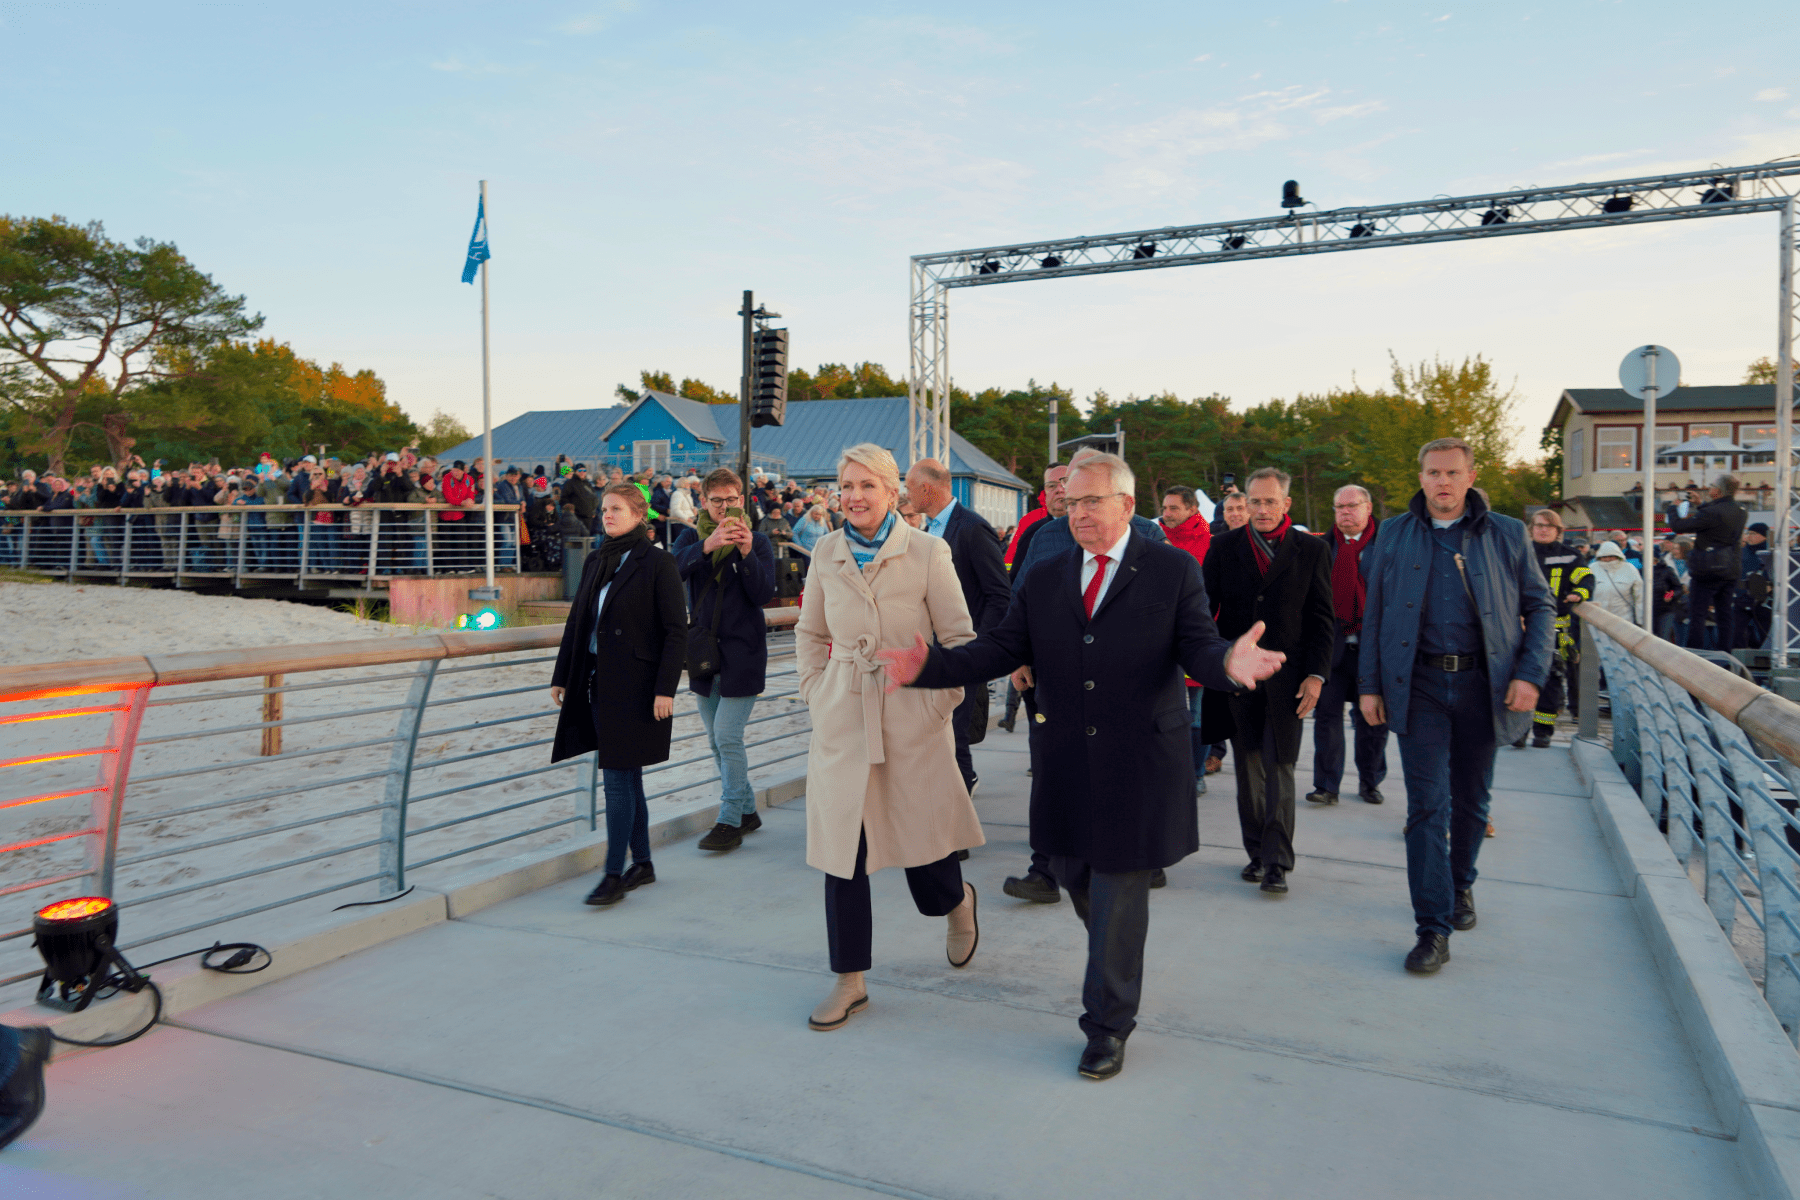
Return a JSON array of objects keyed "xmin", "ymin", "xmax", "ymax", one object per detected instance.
[
  {"xmin": 1312, "ymin": 651, "xmax": 1389, "ymax": 794},
  {"xmin": 824, "ymin": 830, "xmax": 964, "ymax": 974},
  {"xmin": 1049, "ymin": 856, "xmax": 1154, "ymax": 1040},
  {"xmin": 1234, "ymin": 719, "xmax": 1297, "ymax": 871},
  {"xmin": 1688, "ymin": 577, "xmax": 1738, "ymax": 651},
  {"xmin": 1534, "ymin": 654, "xmax": 1569, "ymax": 733},
  {"xmin": 952, "ymin": 689, "xmax": 978, "ymax": 792}
]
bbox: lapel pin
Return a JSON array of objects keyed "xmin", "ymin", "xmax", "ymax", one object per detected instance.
[{"xmin": 1034, "ymin": 713, "xmax": 1046, "ymax": 723}]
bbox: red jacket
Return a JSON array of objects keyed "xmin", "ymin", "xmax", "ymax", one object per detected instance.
[
  {"xmin": 1005, "ymin": 504, "xmax": 1048, "ymax": 566},
  {"xmin": 440, "ymin": 471, "xmax": 475, "ymax": 519},
  {"xmin": 1162, "ymin": 511, "xmax": 1211, "ymax": 565}
]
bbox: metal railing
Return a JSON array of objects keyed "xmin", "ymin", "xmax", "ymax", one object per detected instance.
[
  {"xmin": 1577, "ymin": 600, "xmax": 1800, "ymax": 1044},
  {"xmin": 0, "ymin": 504, "xmax": 529, "ymax": 586},
  {"xmin": 0, "ymin": 611, "xmax": 807, "ymax": 996}
]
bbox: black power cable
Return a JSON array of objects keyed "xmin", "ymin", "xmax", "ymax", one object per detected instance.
[{"xmin": 48, "ymin": 940, "xmax": 271, "ymax": 1049}]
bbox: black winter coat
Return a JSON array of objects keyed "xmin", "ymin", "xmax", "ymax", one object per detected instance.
[
  {"xmin": 671, "ymin": 525, "xmax": 777, "ymax": 698},
  {"xmin": 549, "ymin": 543, "xmax": 687, "ymax": 768},
  {"xmin": 1200, "ymin": 526, "xmax": 1336, "ymax": 762},
  {"xmin": 940, "ymin": 503, "xmax": 1011, "ymax": 634},
  {"xmin": 914, "ymin": 531, "xmax": 1240, "ymax": 872},
  {"xmin": 1668, "ymin": 495, "xmax": 1748, "ymax": 581}
]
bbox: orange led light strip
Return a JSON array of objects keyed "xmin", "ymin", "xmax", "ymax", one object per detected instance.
[
  {"xmin": 0, "ymin": 747, "xmax": 111, "ymax": 772},
  {"xmin": 0, "ymin": 706, "xmax": 130, "ymax": 727},
  {"xmin": 0, "ymin": 786, "xmax": 106, "ymax": 813},
  {"xmin": 0, "ymin": 828, "xmax": 102, "ymax": 856}
]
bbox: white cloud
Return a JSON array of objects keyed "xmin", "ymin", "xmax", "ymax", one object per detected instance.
[
  {"xmin": 1316, "ymin": 100, "xmax": 1387, "ymax": 123},
  {"xmin": 559, "ymin": 14, "xmax": 608, "ymax": 34},
  {"xmin": 1193, "ymin": 54, "xmax": 1212, "ymax": 62},
  {"xmin": 1085, "ymin": 86, "xmax": 1342, "ymax": 201},
  {"xmin": 1431, "ymin": 13, "xmax": 1451, "ymax": 21},
  {"xmin": 1757, "ymin": 87, "xmax": 1790, "ymax": 102}
]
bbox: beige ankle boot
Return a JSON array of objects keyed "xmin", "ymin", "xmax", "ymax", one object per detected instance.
[
  {"xmin": 809, "ymin": 972, "xmax": 869, "ymax": 1031},
  {"xmin": 946, "ymin": 883, "xmax": 979, "ymax": 968}
]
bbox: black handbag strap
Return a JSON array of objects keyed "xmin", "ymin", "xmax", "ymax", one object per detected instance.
[{"xmin": 692, "ymin": 568, "xmax": 726, "ymax": 638}]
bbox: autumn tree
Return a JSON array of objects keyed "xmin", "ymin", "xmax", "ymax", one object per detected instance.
[
  {"xmin": 417, "ymin": 410, "xmax": 473, "ymax": 455},
  {"xmin": 0, "ymin": 215, "xmax": 262, "ymax": 472}
]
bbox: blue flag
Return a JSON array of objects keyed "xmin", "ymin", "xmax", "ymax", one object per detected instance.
[{"xmin": 461, "ymin": 195, "xmax": 490, "ymax": 284}]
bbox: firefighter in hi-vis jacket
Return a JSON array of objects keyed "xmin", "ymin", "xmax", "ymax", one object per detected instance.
[{"xmin": 1520, "ymin": 509, "xmax": 1593, "ymax": 748}]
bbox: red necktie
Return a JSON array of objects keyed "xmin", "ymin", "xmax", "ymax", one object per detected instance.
[{"xmin": 1083, "ymin": 554, "xmax": 1111, "ymax": 618}]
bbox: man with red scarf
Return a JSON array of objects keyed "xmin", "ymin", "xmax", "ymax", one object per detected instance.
[
  {"xmin": 1306, "ymin": 485, "xmax": 1391, "ymax": 806},
  {"xmin": 1200, "ymin": 467, "xmax": 1334, "ymax": 894}
]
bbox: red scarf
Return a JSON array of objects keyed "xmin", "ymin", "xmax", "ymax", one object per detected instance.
[
  {"xmin": 1329, "ymin": 524, "xmax": 1371, "ymax": 633},
  {"xmin": 1249, "ymin": 515, "xmax": 1291, "ymax": 575}
]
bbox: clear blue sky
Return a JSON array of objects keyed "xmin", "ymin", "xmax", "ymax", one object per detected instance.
[{"xmin": 5, "ymin": 1, "xmax": 1795, "ymax": 452}]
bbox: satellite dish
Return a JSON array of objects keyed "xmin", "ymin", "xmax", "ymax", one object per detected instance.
[{"xmin": 1619, "ymin": 344, "xmax": 1680, "ymax": 400}]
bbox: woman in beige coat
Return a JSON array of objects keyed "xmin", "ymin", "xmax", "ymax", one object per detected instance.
[{"xmin": 796, "ymin": 444, "xmax": 983, "ymax": 1031}]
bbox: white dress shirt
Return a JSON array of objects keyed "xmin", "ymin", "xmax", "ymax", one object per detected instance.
[
  {"xmin": 923, "ymin": 496, "xmax": 958, "ymax": 538},
  {"xmin": 1079, "ymin": 527, "xmax": 1133, "ymax": 612},
  {"xmin": 588, "ymin": 547, "xmax": 631, "ymax": 654}
]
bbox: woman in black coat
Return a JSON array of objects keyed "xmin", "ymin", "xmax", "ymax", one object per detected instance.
[{"xmin": 551, "ymin": 484, "xmax": 687, "ymax": 906}]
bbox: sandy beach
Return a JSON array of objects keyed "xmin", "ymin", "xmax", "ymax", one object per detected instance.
[{"xmin": 0, "ymin": 582, "xmax": 811, "ymax": 1006}]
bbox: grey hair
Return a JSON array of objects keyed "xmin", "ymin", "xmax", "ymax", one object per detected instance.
[
  {"xmin": 1067, "ymin": 452, "xmax": 1136, "ymax": 501},
  {"xmin": 1715, "ymin": 473, "xmax": 1740, "ymax": 497},
  {"xmin": 1334, "ymin": 484, "xmax": 1372, "ymax": 505},
  {"xmin": 1247, "ymin": 466, "xmax": 1292, "ymax": 495},
  {"xmin": 1418, "ymin": 436, "xmax": 1475, "ymax": 467}
]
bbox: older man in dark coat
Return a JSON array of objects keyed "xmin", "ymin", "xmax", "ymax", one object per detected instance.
[
  {"xmin": 882, "ymin": 453, "xmax": 1285, "ymax": 1081},
  {"xmin": 1201, "ymin": 467, "xmax": 1335, "ymax": 895}
]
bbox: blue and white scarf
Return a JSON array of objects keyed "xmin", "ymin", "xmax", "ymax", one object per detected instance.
[{"xmin": 844, "ymin": 510, "xmax": 898, "ymax": 569}]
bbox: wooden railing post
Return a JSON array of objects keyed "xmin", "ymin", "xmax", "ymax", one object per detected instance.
[{"xmin": 260, "ymin": 674, "xmax": 285, "ymax": 757}]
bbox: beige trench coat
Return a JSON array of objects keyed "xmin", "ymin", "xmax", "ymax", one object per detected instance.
[{"xmin": 796, "ymin": 518, "xmax": 985, "ymax": 879}]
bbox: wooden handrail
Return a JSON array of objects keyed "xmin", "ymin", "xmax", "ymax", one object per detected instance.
[
  {"xmin": 0, "ymin": 607, "xmax": 801, "ymax": 697},
  {"xmin": 1574, "ymin": 600, "xmax": 1800, "ymax": 766}
]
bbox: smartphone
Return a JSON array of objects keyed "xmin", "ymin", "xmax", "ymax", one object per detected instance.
[{"xmin": 1222, "ymin": 473, "xmax": 1236, "ymax": 487}]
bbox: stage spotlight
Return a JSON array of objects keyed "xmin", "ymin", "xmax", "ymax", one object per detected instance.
[
  {"xmin": 1602, "ymin": 194, "xmax": 1633, "ymax": 214},
  {"xmin": 1040, "ymin": 255, "xmax": 1063, "ymax": 269},
  {"xmin": 1348, "ymin": 223, "xmax": 1374, "ymax": 238},
  {"xmin": 455, "ymin": 607, "xmax": 504, "ymax": 632},
  {"xmin": 1700, "ymin": 179, "xmax": 1735, "ymax": 204},
  {"xmin": 1221, "ymin": 234, "xmax": 1247, "ymax": 250},
  {"xmin": 1281, "ymin": 180, "xmax": 1305, "ymax": 208},
  {"xmin": 1480, "ymin": 206, "xmax": 1510, "ymax": 226},
  {"xmin": 1132, "ymin": 243, "xmax": 1157, "ymax": 259},
  {"xmin": 977, "ymin": 260, "xmax": 1001, "ymax": 275},
  {"xmin": 34, "ymin": 896, "xmax": 149, "ymax": 1013}
]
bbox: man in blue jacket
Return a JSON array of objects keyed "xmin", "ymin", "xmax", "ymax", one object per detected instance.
[
  {"xmin": 674, "ymin": 467, "xmax": 778, "ymax": 853},
  {"xmin": 1358, "ymin": 437, "xmax": 1555, "ymax": 975}
]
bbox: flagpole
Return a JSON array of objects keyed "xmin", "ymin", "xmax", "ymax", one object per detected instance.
[{"xmin": 480, "ymin": 179, "xmax": 495, "ymax": 591}]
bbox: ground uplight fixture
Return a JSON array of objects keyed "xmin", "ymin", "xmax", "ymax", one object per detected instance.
[
  {"xmin": 455, "ymin": 607, "xmax": 504, "ymax": 632},
  {"xmin": 33, "ymin": 896, "xmax": 150, "ymax": 1013}
]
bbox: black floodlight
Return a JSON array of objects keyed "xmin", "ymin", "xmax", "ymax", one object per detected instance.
[
  {"xmin": 1480, "ymin": 206, "xmax": 1510, "ymax": 226},
  {"xmin": 1700, "ymin": 179, "xmax": 1735, "ymax": 204},
  {"xmin": 1602, "ymin": 194, "xmax": 1634, "ymax": 214},
  {"xmin": 1281, "ymin": 180, "xmax": 1305, "ymax": 208},
  {"xmin": 1348, "ymin": 223, "xmax": 1375, "ymax": 239},
  {"xmin": 33, "ymin": 896, "xmax": 150, "ymax": 1013},
  {"xmin": 1040, "ymin": 255, "xmax": 1063, "ymax": 269},
  {"xmin": 1132, "ymin": 243, "xmax": 1157, "ymax": 259},
  {"xmin": 1221, "ymin": 234, "xmax": 1248, "ymax": 250},
  {"xmin": 977, "ymin": 260, "xmax": 1002, "ymax": 275}
]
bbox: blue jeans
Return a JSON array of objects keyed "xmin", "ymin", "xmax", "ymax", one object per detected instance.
[
  {"xmin": 695, "ymin": 683, "xmax": 757, "ymax": 825},
  {"xmin": 1187, "ymin": 686, "xmax": 1206, "ymax": 779},
  {"xmin": 603, "ymin": 767, "xmax": 651, "ymax": 876},
  {"xmin": 1395, "ymin": 665, "xmax": 1498, "ymax": 938}
]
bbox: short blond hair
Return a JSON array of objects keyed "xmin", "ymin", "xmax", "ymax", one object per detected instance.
[
  {"xmin": 1067, "ymin": 451, "xmax": 1136, "ymax": 501},
  {"xmin": 837, "ymin": 443, "xmax": 901, "ymax": 507}
]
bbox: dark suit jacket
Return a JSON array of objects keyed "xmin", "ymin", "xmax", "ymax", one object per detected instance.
[
  {"xmin": 939, "ymin": 502, "xmax": 1011, "ymax": 634},
  {"xmin": 1201, "ymin": 525, "xmax": 1335, "ymax": 762},
  {"xmin": 672, "ymin": 525, "xmax": 777, "ymax": 698},
  {"xmin": 550, "ymin": 543, "xmax": 686, "ymax": 768},
  {"xmin": 914, "ymin": 531, "xmax": 1240, "ymax": 872}
]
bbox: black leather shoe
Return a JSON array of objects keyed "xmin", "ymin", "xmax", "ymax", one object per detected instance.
[
  {"xmin": 1404, "ymin": 932, "xmax": 1451, "ymax": 974},
  {"xmin": 1453, "ymin": 889, "xmax": 1477, "ymax": 931},
  {"xmin": 1305, "ymin": 789, "xmax": 1339, "ymax": 805},
  {"xmin": 697, "ymin": 823, "xmax": 743, "ymax": 852},
  {"xmin": 1078, "ymin": 1034, "xmax": 1127, "ymax": 1081},
  {"xmin": 0, "ymin": 1027, "xmax": 52, "ymax": 1152},
  {"xmin": 621, "ymin": 861, "xmax": 655, "ymax": 890},
  {"xmin": 1003, "ymin": 871, "xmax": 1061, "ymax": 903},
  {"xmin": 1531, "ymin": 733, "xmax": 1553, "ymax": 749},
  {"xmin": 1150, "ymin": 868, "xmax": 1167, "ymax": 889},
  {"xmin": 585, "ymin": 874, "xmax": 627, "ymax": 905},
  {"xmin": 1240, "ymin": 862, "xmax": 1263, "ymax": 882},
  {"xmin": 998, "ymin": 717, "xmax": 1016, "ymax": 733},
  {"xmin": 956, "ymin": 849, "xmax": 971, "ymax": 861},
  {"xmin": 740, "ymin": 810, "xmax": 763, "ymax": 833},
  {"xmin": 1511, "ymin": 734, "xmax": 1528, "ymax": 749},
  {"xmin": 1359, "ymin": 787, "xmax": 1385, "ymax": 805},
  {"xmin": 1260, "ymin": 865, "xmax": 1288, "ymax": 894}
]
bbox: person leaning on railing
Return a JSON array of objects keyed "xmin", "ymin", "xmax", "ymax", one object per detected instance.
[{"xmin": 549, "ymin": 482, "xmax": 687, "ymax": 908}]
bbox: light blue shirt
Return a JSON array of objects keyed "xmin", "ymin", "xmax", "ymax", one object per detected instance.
[{"xmin": 923, "ymin": 496, "xmax": 958, "ymax": 539}]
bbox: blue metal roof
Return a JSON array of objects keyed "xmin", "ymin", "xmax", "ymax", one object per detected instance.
[
  {"xmin": 437, "ymin": 406, "xmax": 628, "ymax": 469},
  {"xmin": 439, "ymin": 396, "xmax": 1029, "ymax": 492},
  {"xmin": 599, "ymin": 390, "xmax": 727, "ymax": 445},
  {"xmin": 716, "ymin": 398, "xmax": 1029, "ymax": 489}
]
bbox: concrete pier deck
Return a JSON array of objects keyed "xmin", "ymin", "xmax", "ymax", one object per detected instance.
[{"xmin": 0, "ymin": 730, "xmax": 1755, "ymax": 1199}]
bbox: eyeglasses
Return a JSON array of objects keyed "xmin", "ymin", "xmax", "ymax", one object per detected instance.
[
  {"xmin": 1064, "ymin": 493, "xmax": 1126, "ymax": 514},
  {"xmin": 706, "ymin": 495, "xmax": 742, "ymax": 507}
]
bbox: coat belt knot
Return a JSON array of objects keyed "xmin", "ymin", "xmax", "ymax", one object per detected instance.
[{"xmin": 830, "ymin": 634, "xmax": 888, "ymax": 765}]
